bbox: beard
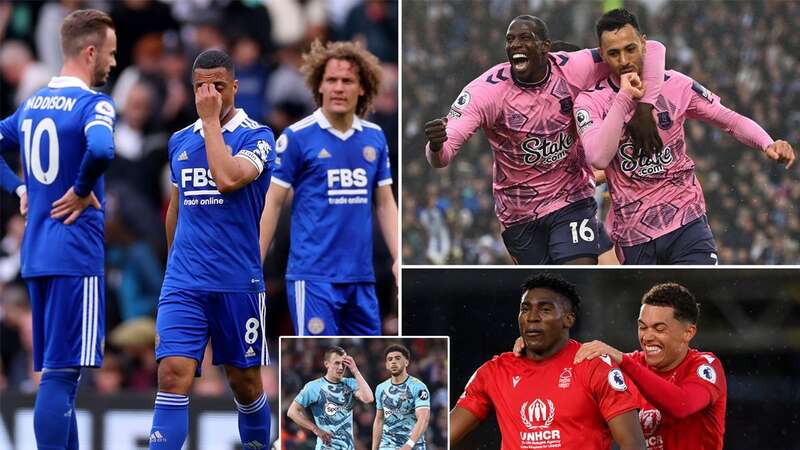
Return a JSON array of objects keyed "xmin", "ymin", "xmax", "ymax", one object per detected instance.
[{"xmin": 91, "ymin": 61, "xmax": 109, "ymax": 87}]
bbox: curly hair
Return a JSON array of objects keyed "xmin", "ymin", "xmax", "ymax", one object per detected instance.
[{"xmin": 300, "ymin": 40, "xmax": 383, "ymax": 117}]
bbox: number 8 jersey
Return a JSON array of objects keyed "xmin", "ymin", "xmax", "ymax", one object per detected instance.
[{"xmin": 0, "ymin": 76, "xmax": 115, "ymax": 277}]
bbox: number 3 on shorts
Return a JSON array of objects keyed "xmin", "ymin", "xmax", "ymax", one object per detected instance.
[
  {"xmin": 244, "ymin": 317, "xmax": 260, "ymax": 344},
  {"xmin": 569, "ymin": 219, "xmax": 595, "ymax": 244}
]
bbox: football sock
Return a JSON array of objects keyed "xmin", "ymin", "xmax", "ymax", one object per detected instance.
[
  {"xmin": 33, "ymin": 369, "xmax": 80, "ymax": 450},
  {"xmin": 235, "ymin": 392, "xmax": 271, "ymax": 449},
  {"xmin": 148, "ymin": 392, "xmax": 189, "ymax": 450}
]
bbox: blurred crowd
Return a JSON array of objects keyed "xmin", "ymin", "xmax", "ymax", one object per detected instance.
[
  {"xmin": 0, "ymin": 0, "xmax": 398, "ymax": 397},
  {"xmin": 402, "ymin": 0, "xmax": 800, "ymax": 265},
  {"xmin": 280, "ymin": 338, "xmax": 448, "ymax": 450}
]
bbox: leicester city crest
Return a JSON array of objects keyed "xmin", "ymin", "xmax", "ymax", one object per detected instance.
[{"xmin": 363, "ymin": 146, "xmax": 377, "ymax": 162}]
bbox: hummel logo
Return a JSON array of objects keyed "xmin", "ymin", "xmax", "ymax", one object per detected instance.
[
  {"xmin": 318, "ymin": 149, "xmax": 331, "ymax": 158},
  {"xmin": 512, "ymin": 376, "xmax": 521, "ymax": 388},
  {"xmin": 149, "ymin": 431, "xmax": 167, "ymax": 443},
  {"xmin": 245, "ymin": 346, "xmax": 256, "ymax": 358},
  {"xmin": 178, "ymin": 150, "xmax": 188, "ymax": 161}
]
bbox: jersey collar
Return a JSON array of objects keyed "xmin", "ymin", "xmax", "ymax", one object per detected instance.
[
  {"xmin": 192, "ymin": 108, "xmax": 248, "ymax": 135},
  {"xmin": 314, "ymin": 108, "xmax": 362, "ymax": 141},
  {"xmin": 48, "ymin": 76, "xmax": 95, "ymax": 92}
]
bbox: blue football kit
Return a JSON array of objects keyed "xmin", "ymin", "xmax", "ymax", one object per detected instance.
[
  {"xmin": 295, "ymin": 376, "xmax": 360, "ymax": 450},
  {"xmin": 375, "ymin": 376, "xmax": 431, "ymax": 450},
  {"xmin": 0, "ymin": 76, "xmax": 116, "ymax": 370},
  {"xmin": 0, "ymin": 75, "xmax": 116, "ymax": 450},
  {"xmin": 272, "ymin": 109, "xmax": 392, "ymax": 336},
  {"xmin": 156, "ymin": 108, "xmax": 275, "ymax": 370}
]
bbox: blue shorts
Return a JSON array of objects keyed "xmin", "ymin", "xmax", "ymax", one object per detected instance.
[
  {"xmin": 155, "ymin": 288, "xmax": 269, "ymax": 374},
  {"xmin": 286, "ymin": 280, "xmax": 380, "ymax": 336},
  {"xmin": 501, "ymin": 197, "xmax": 601, "ymax": 264},
  {"xmin": 620, "ymin": 216, "xmax": 718, "ymax": 265},
  {"xmin": 26, "ymin": 276, "xmax": 105, "ymax": 371}
]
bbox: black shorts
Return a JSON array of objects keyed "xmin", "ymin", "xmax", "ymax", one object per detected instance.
[
  {"xmin": 620, "ymin": 216, "xmax": 718, "ymax": 265},
  {"xmin": 501, "ymin": 197, "xmax": 601, "ymax": 265}
]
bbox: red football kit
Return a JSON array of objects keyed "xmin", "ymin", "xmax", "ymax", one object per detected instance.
[
  {"xmin": 457, "ymin": 340, "xmax": 639, "ymax": 449},
  {"xmin": 622, "ymin": 349, "xmax": 727, "ymax": 450}
]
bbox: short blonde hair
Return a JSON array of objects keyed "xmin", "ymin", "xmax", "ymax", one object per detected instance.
[{"xmin": 60, "ymin": 9, "xmax": 115, "ymax": 58}]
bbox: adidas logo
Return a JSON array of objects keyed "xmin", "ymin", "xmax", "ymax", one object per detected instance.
[
  {"xmin": 149, "ymin": 431, "xmax": 167, "ymax": 443},
  {"xmin": 243, "ymin": 440, "xmax": 266, "ymax": 449},
  {"xmin": 178, "ymin": 150, "xmax": 188, "ymax": 161},
  {"xmin": 245, "ymin": 346, "xmax": 256, "ymax": 358},
  {"xmin": 317, "ymin": 149, "xmax": 331, "ymax": 158}
]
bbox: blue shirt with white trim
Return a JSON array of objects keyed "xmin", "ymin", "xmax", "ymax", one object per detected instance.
[
  {"xmin": 0, "ymin": 76, "xmax": 116, "ymax": 277},
  {"xmin": 375, "ymin": 375, "xmax": 430, "ymax": 449},
  {"xmin": 273, "ymin": 109, "xmax": 392, "ymax": 283},
  {"xmin": 163, "ymin": 109, "xmax": 275, "ymax": 292}
]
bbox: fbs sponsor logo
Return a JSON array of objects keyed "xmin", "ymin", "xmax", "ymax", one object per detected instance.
[{"xmin": 149, "ymin": 431, "xmax": 167, "ymax": 443}]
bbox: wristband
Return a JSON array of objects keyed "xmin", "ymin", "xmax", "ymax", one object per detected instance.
[
  {"xmin": 405, "ymin": 439, "xmax": 416, "ymax": 448},
  {"xmin": 15, "ymin": 185, "xmax": 26, "ymax": 198}
]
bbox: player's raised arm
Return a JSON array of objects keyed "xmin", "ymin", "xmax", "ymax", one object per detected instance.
[
  {"xmin": 449, "ymin": 406, "xmax": 482, "ymax": 446},
  {"xmin": 344, "ymin": 356, "xmax": 374, "ymax": 403},
  {"xmin": 371, "ymin": 408, "xmax": 384, "ymax": 450},
  {"xmin": 287, "ymin": 401, "xmax": 333, "ymax": 445},
  {"xmin": 575, "ymin": 73, "xmax": 643, "ymax": 169},
  {"xmin": 607, "ymin": 410, "xmax": 647, "ymax": 450},
  {"xmin": 686, "ymin": 79, "xmax": 795, "ymax": 168}
]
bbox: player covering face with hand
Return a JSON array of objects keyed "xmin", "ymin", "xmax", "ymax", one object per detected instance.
[{"xmin": 288, "ymin": 346, "xmax": 374, "ymax": 449}]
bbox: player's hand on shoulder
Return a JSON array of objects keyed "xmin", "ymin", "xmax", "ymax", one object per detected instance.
[
  {"xmin": 620, "ymin": 73, "xmax": 644, "ymax": 100},
  {"xmin": 195, "ymin": 82, "xmax": 222, "ymax": 123},
  {"xmin": 764, "ymin": 140, "xmax": 795, "ymax": 169},
  {"xmin": 573, "ymin": 340, "xmax": 623, "ymax": 365},
  {"xmin": 424, "ymin": 117, "xmax": 448, "ymax": 152},
  {"xmin": 50, "ymin": 187, "xmax": 101, "ymax": 225},
  {"xmin": 513, "ymin": 336, "xmax": 525, "ymax": 356}
]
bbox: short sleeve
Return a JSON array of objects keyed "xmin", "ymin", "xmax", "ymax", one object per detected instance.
[
  {"xmin": 346, "ymin": 377, "xmax": 360, "ymax": 392},
  {"xmin": 413, "ymin": 381, "xmax": 431, "ymax": 409},
  {"xmin": 271, "ymin": 129, "xmax": 303, "ymax": 188},
  {"xmin": 375, "ymin": 384, "xmax": 384, "ymax": 410},
  {"xmin": 375, "ymin": 133, "xmax": 392, "ymax": 188},
  {"xmin": 82, "ymin": 94, "xmax": 116, "ymax": 136},
  {"xmin": 234, "ymin": 127, "xmax": 276, "ymax": 179},
  {"xmin": 167, "ymin": 134, "xmax": 178, "ymax": 186},
  {"xmin": 294, "ymin": 382, "xmax": 315, "ymax": 407},
  {"xmin": 585, "ymin": 358, "xmax": 639, "ymax": 423},
  {"xmin": 454, "ymin": 363, "xmax": 493, "ymax": 421},
  {"xmin": 0, "ymin": 107, "xmax": 20, "ymax": 151}
]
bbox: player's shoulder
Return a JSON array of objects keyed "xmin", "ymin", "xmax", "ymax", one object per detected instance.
[
  {"xmin": 376, "ymin": 378, "xmax": 391, "ymax": 390},
  {"xmin": 408, "ymin": 375, "xmax": 428, "ymax": 389},
  {"xmin": 169, "ymin": 121, "xmax": 197, "ymax": 148},
  {"xmin": 684, "ymin": 349, "xmax": 725, "ymax": 385},
  {"xmin": 287, "ymin": 112, "xmax": 320, "ymax": 135},
  {"xmin": 464, "ymin": 62, "xmax": 513, "ymax": 92},
  {"xmin": 687, "ymin": 349, "xmax": 723, "ymax": 368}
]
